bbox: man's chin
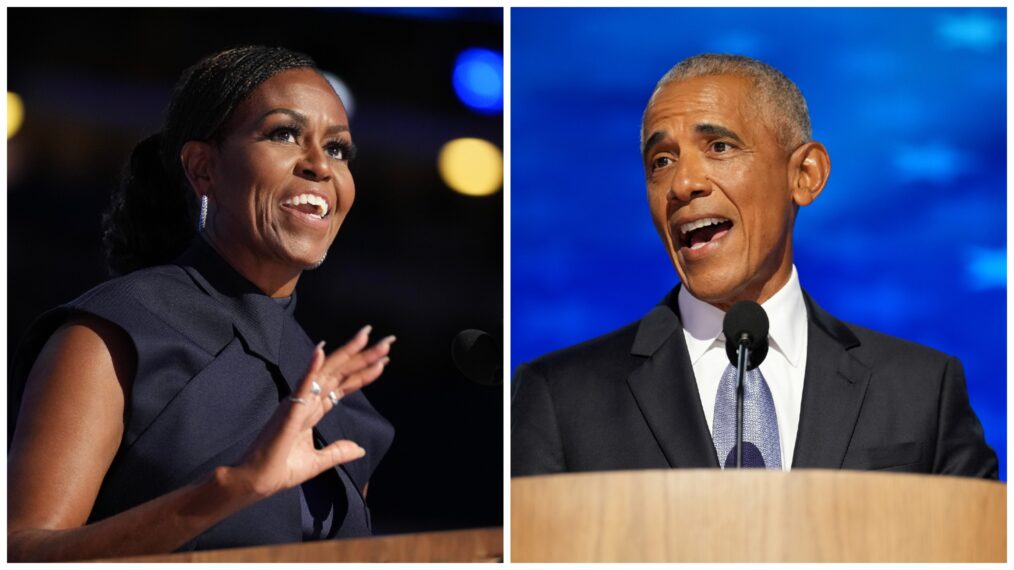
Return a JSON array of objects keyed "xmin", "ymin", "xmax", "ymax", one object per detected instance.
[{"xmin": 677, "ymin": 270, "xmax": 746, "ymax": 310}]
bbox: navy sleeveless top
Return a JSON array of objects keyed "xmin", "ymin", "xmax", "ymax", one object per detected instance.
[{"xmin": 9, "ymin": 238, "xmax": 395, "ymax": 551}]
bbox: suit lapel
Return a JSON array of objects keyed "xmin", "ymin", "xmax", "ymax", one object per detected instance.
[
  {"xmin": 792, "ymin": 293, "xmax": 872, "ymax": 469},
  {"xmin": 626, "ymin": 289, "xmax": 720, "ymax": 468}
]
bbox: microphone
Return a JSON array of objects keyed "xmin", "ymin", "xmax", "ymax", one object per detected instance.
[
  {"xmin": 722, "ymin": 301, "xmax": 770, "ymax": 468},
  {"xmin": 451, "ymin": 329, "xmax": 502, "ymax": 386},
  {"xmin": 723, "ymin": 300, "xmax": 769, "ymax": 370}
]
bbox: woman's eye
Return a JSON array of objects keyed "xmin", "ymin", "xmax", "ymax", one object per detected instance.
[
  {"xmin": 328, "ymin": 141, "xmax": 357, "ymax": 161},
  {"xmin": 326, "ymin": 143, "xmax": 345, "ymax": 160},
  {"xmin": 269, "ymin": 127, "xmax": 299, "ymax": 143}
]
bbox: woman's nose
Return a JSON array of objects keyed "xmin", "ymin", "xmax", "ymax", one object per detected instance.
[{"xmin": 296, "ymin": 145, "xmax": 332, "ymax": 182}]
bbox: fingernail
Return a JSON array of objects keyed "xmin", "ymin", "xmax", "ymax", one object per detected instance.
[
  {"xmin": 316, "ymin": 340, "xmax": 326, "ymax": 351},
  {"xmin": 355, "ymin": 446, "xmax": 366, "ymax": 457},
  {"xmin": 359, "ymin": 325, "xmax": 372, "ymax": 337},
  {"xmin": 381, "ymin": 356, "xmax": 391, "ymax": 366},
  {"xmin": 382, "ymin": 335, "xmax": 397, "ymax": 346}
]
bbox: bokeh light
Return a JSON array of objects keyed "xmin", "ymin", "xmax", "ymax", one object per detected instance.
[
  {"xmin": 8, "ymin": 91, "xmax": 24, "ymax": 139},
  {"xmin": 438, "ymin": 137, "xmax": 503, "ymax": 196},
  {"xmin": 452, "ymin": 48, "xmax": 503, "ymax": 113},
  {"xmin": 322, "ymin": 71, "xmax": 355, "ymax": 118}
]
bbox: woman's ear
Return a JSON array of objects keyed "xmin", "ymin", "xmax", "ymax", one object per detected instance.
[
  {"xmin": 788, "ymin": 141, "xmax": 831, "ymax": 207},
  {"xmin": 180, "ymin": 141, "xmax": 215, "ymax": 200}
]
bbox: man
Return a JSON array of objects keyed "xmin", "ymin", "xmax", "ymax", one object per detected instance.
[{"xmin": 511, "ymin": 54, "xmax": 997, "ymax": 478}]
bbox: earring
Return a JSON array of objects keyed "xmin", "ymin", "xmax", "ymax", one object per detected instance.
[{"xmin": 198, "ymin": 195, "xmax": 208, "ymax": 232}]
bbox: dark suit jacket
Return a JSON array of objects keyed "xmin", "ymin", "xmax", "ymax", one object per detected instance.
[
  {"xmin": 511, "ymin": 287, "xmax": 997, "ymax": 479},
  {"xmin": 9, "ymin": 238, "xmax": 395, "ymax": 550}
]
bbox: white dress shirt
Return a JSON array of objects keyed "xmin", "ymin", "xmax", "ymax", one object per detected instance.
[{"xmin": 678, "ymin": 266, "xmax": 808, "ymax": 469}]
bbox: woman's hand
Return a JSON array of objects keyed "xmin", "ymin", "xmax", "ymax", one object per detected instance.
[{"xmin": 231, "ymin": 326, "xmax": 394, "ymax": 498}]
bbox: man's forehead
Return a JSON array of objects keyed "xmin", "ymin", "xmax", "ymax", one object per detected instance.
[
  {"xmin": 647, "ymin": 74, "xmax": 753, "ymax": 119},
  {"xmin": 641, "ymin": 74, "xmax": 773, "ymax": 146}
]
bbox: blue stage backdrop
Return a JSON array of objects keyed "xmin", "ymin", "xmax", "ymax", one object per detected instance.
[{"xmin": 511, "ymin": 8, "xmax": 1006, "ymax": 479}]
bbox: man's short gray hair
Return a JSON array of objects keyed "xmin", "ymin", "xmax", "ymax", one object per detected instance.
[{"xmin": 641, "ymin": 54, "xmax": 812, "ymax": 153}]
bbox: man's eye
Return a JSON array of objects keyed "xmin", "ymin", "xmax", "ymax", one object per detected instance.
[
  {"xmin": 712, "ymin": 141, "xmax": 732, "ymax": 153},
  {"xmin": 652, "ymin": 156, "xmax": 673, "ymax": 170}
]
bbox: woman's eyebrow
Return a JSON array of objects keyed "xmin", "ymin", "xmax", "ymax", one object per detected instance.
[{"xmin": 260, "ymin": 108, "xmax": 307, "ymax": 125}]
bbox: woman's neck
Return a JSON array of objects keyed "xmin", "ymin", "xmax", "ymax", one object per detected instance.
[{"xmin": 200, "ymin": 233, "xmax": 301, "ymax": 298}]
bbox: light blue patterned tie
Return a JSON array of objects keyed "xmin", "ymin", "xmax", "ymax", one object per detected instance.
[{"xmin": 712, "ymin": 363, "xmax": 781, "ymax": 468}]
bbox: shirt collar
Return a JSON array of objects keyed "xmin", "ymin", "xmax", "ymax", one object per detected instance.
[
  {"xmin": 677, "ymin": 265, "xmax": 806, "ymax": 367},
  {"xmin": 174, "ymin": 236, "xmax": 297, "ymax": 366}
]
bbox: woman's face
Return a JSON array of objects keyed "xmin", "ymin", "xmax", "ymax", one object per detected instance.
[{"xmin": 205, "ymin": 68, "xmax": 354, "ymax": 279}]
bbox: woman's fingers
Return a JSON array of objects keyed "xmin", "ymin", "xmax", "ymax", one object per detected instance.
[
  {"xmin": 321, "ymin": 335, "xmax": 395, "ymax": 381},
  {"xmin": 319, "ymin": 326, "xmax": 372, "ymax": 375},
  {"xmin": 333, "ymin": 356, "xmax": 389, "ymax": 398},
  {"xmin": 318, "ymin": 440, "xmax": 366, "ymax": 470},
  {"xmin": 294, "ymin": 341, "xmax": 326, "ymax": 398},
  {"xmin": 287, "ymin": 327, "xmax": 394, "ymax": 425}
]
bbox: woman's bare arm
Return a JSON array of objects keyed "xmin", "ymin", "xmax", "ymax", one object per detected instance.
[{"xmin": 7, "ymin": 316, "xmax": 391, "ymax": 561}]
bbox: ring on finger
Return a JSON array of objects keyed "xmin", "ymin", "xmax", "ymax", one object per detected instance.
[
  {"xmin": 310, "ymin": 381, "xmax": 321, "ymax": 396},
  {"xmin": 328, "ymin": 391, "xmax": 340, "ymax": 406}
]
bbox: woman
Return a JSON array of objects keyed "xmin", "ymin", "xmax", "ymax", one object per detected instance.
[{"xmin": 8, "ymin": 46, "xmax": 395, "ymax": 560}]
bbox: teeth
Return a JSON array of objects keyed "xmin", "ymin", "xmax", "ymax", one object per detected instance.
[
  {"xmin": 679, "ymin": 217, "xmax": 729, "ymax": 236},
  {"xmin": 282, "ymin": 193, "xmax": 330, "ymax": 218}
]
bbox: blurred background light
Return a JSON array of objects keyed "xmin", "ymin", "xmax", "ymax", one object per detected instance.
[
  {"xmin": 438, "ymin": 137, "xmax": 503, "ymax": 196},
  {"xmin": 966, "ymin": 247, "xmax": 1006, "ymax": 290},
  {"xmin": 937, "ymin": 11, "xmax": 1005, "ymax": 51},
  {"xmin": 893, "ymin": 141, "xmax": 970, "ymax": 184},
  {"xmin": 322, "ymin": 71, "xmax": 355, "ymax": 118},
  {"xmin": 452, "ymin": 48, "xmax": 503, "ymax": 113},
  {"xmin": 8, "ymin": 91, "xmax": 24, "ymax": 139}
]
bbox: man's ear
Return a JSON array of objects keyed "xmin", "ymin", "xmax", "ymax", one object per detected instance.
[
  {"xmin": 180, "ymin": 140, "xmax": 215, "ymax": 200},
  {"xmin": 788, "ymin": 141, "xmax": 830, "ymax": 207}
]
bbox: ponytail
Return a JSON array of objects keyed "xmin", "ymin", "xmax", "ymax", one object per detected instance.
[{"xmin": 102, "ymin": 133, "xmax": 197, "ymax": 276}]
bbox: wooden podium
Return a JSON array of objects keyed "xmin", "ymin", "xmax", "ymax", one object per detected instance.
[
  {"xmin": 103, "ymin": 527, "xmax": 502, "ymax": 562},
  {"xmin": 512, "ymin": 469, "xmax": 1005, "ymax": 562}
]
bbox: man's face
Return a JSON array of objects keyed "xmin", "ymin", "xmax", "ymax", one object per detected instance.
[{"xmin": 642, "ymin": 74, "xmax": 799, "ymax": 310}]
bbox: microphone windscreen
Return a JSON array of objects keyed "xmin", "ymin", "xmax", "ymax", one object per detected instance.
[
  {"xmin": 451, "ymin": 329, "xmax": 501, "ymax": 385},
  {"xmin": 722, "ymin": 301, "xmax": 770, "ymax": 369}
]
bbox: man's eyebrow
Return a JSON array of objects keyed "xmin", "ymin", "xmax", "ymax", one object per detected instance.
[
  {"xmin": 695, "ymin": 123, "xmax": 744, "ymax": 144},
  {"xmin": 259, "ymin": 108, "xmax": 349, "ymax": 135},
  {"xmin": 642, "ymin": 131, "xmax": 667, "ymax": 159}
]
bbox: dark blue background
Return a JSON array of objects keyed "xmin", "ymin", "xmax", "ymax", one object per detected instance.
[{"xmin": 511, "ymin": 8, "xmax": 1005, "ymax": 479}]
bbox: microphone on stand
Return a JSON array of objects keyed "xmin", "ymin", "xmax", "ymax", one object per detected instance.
[
  {"xmin": 721, "ymin": 301, "xmax": 770, "ymax": 469},
  {"xmin": 451, "ymin": 329, "xmax": 502, "ymax": 386}
]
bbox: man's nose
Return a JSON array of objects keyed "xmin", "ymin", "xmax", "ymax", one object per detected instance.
[
  {"xmin": 296, "ymin": 145, "xmax": 333, "ymax": 182},
  {"xmin": 667, "ymin": 152, "xmax": 711, "ymax": 203}
]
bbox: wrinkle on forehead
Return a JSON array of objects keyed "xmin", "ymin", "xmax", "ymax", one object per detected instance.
[{"xmin": 641, "ymin": 74, "xmax": 778, "ymax": 153}]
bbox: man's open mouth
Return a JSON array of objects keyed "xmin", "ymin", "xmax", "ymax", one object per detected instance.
[{"xmin": 678, "ymin": 217, "xmax": 733, "ymax": 250}]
